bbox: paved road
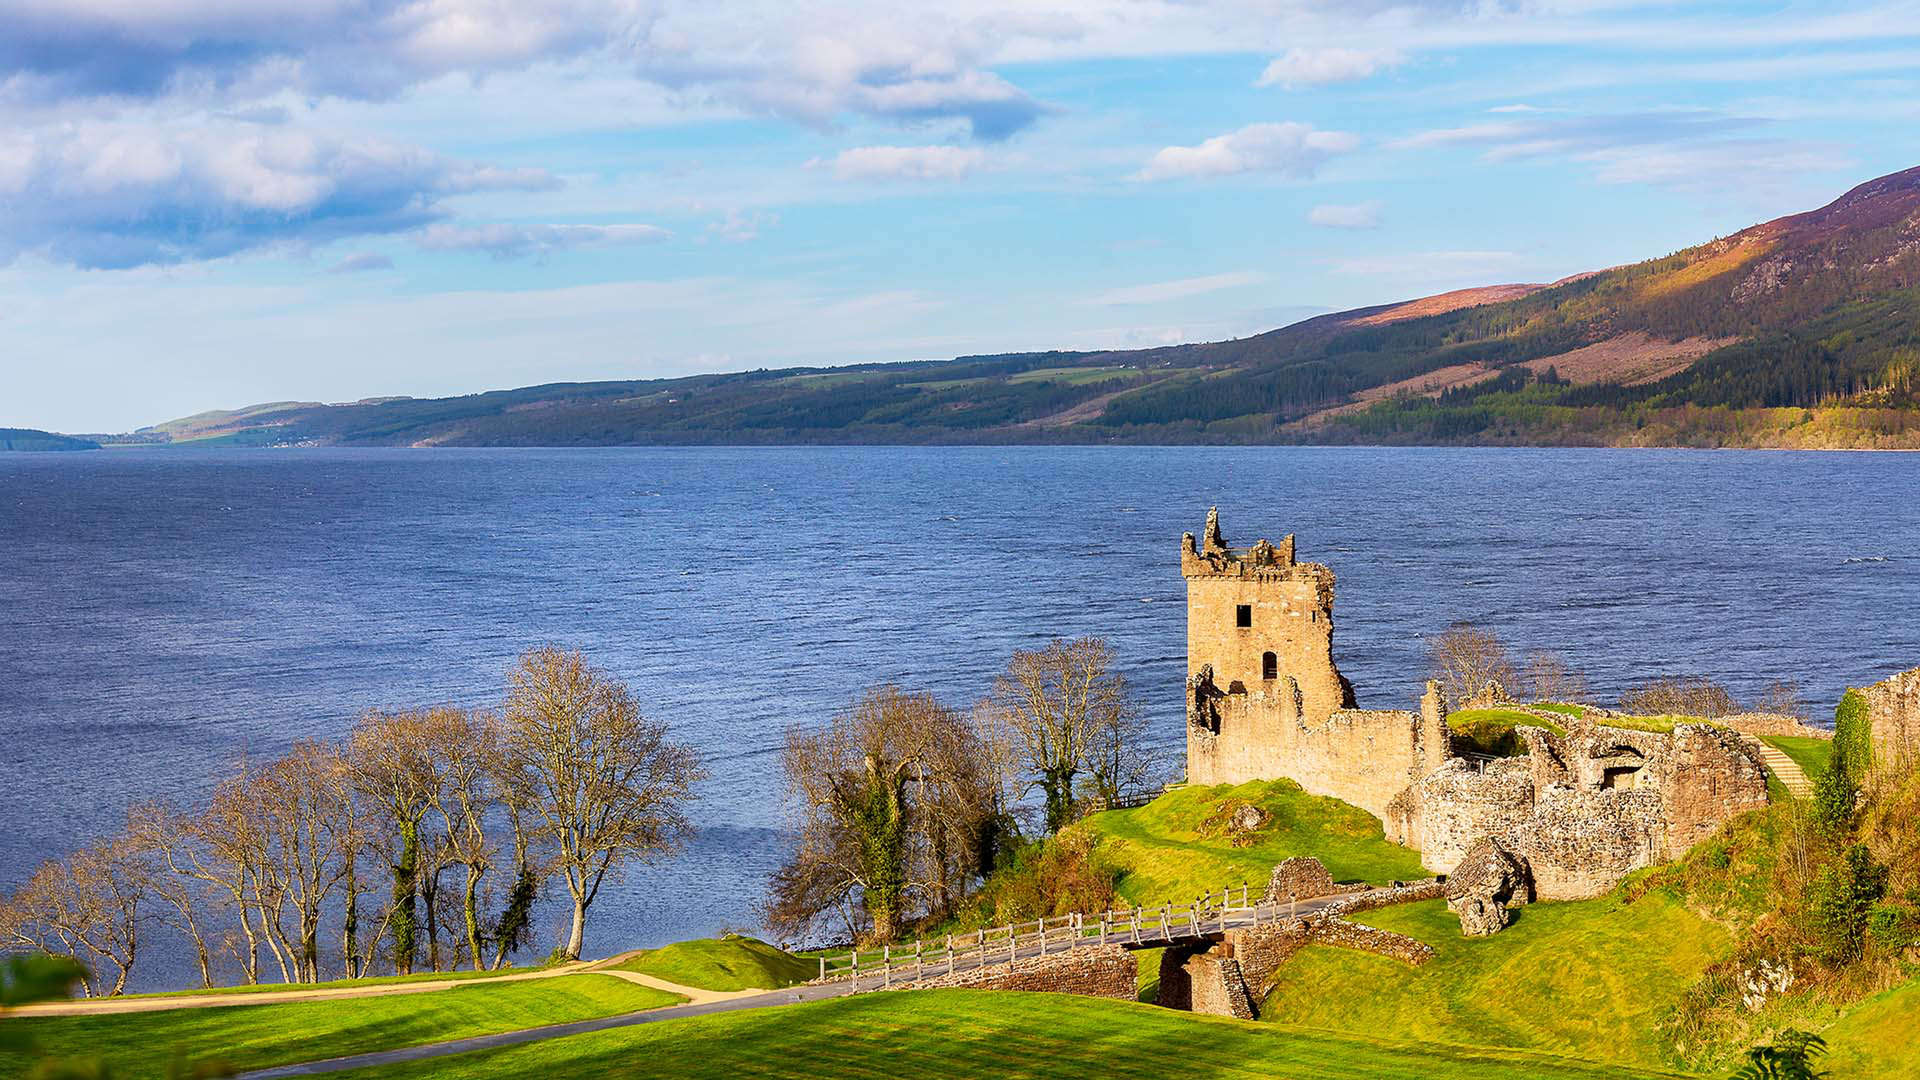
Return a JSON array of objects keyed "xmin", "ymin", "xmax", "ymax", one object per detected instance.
[{"xmin": 234, "ymin": 890, "xmax": 1379, "ymax": 1078}]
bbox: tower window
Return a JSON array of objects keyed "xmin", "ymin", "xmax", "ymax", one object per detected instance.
[
  {"xmin": 1235, "ymin": 604, "xmax": 1252, "ymax": 628},
  {"xmin": 1262, "ymin": 652, "xmax": 1277, "ymax": 680}
]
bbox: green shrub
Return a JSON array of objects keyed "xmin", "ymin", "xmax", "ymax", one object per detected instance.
[
  {"xmin": 1807, "ymin": 844, "xmax": 1890, "ymax": 965},
  {"xmin": 1865, "ymin": 902, "xmax": 1915, "ymax": 953},
  {"xmin": 1834, "ymin": 689, "xmax": 1873, "ymax": 784}
]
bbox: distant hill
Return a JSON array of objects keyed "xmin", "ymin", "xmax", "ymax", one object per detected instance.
[
  {"xmin": 1, "ymin": 428, "xmax": 100, "ymax": 452},
  {"xmin": 121, "ymin": 166, "xmax": 1920, "ymax": 449}
]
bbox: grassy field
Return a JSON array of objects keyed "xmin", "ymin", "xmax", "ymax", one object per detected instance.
[
  {"xmin": 334, "ymin": 988, "xmax": 1695, "ymax": 1080},
  {"xmin": 1261, "ymin": 895, "xmax": 1731, "ymax": 1069},
  {"xmin": 611, "ymin": 936, "xmax": 815, "ymax": 991},
  {"xmin": 1008, "ymin": 366, "xmax": 1132, "ymax": 385},
  {"xmin": 0, "ymin": 974, "xmax": 682, "ymax": 1080},
  {"xmin": 1822, "ymin": 978, "xmax": 1920, "ymax": 1079},
  {"xmin": 1078, "ymin": 779, "xmax": 1428, "ymax": 906},
  {"xmin": 1759, "ymin": 735, "xmax": 1834, "ymax": 782},
  {"xmin": 126, "ymin": 965, "xmax": 537, "ymax": 999},
  {"xmin": 1446, "ymin": 708, "xmax": 1566, "ymax": 756}
]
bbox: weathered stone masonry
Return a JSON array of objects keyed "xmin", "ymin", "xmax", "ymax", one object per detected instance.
[
  {"xmin": 1182, "ymin": 509, "xmax": 1450, "ymax": 821},
  {"xmin": 1185, "ymin": 509, "xmax": 1772, "ymax": 905},
  {"xmin": 901, "ymin": 944, "xmax": 1138, "ymax": 1000},
  {"xmin": 1865, "ymin": 666, "xmax": 1920, "ymax": 775}
]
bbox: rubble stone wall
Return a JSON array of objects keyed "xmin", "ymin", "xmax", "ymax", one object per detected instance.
[
  {"xmin": 1866, "ymin": 667, "xmax": 1920, "ymax": 774},
  {"xmin": 902, "ymin": 944, "xmax": 1137, "ymax": 1000}
]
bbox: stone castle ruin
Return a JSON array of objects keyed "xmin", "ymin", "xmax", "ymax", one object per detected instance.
[{"xmin": 1182, "ymin": 509, "xmax": 1771, "ymax": 907}]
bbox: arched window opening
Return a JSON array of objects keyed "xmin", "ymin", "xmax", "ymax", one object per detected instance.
[{"xmin": 1262, "ymin": 652, "xmax": 1278, "ymax": 680}]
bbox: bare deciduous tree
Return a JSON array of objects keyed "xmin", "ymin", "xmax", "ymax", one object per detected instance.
[
  {"xmin": 426, "ymin": 708, "xmax": 500, "ymax": 971},
  {"xmin": 347, "ymin": 708, "xmax": 443, "ymax": 975},
  {"xmin": 985, "ymin": 637, "xmax": 1143, "ymax": 834},
  {"xmin": 252, "ymin": 741, "xmax": 356, "ymax": 982},
  {"xmin": 500, "ymin": 647, "xmax": 703, "ymax": 961},
  {"xmin": 1522, "ymin": 650, "xmax": 1589, "ymax": 705},
  {"xmin": 1427, "ymin": 622, "xmax": 1519, "ymax": 709},
  {"xmin": 124, "ymin": 801, "xmax": 223, "ymax": 989},
  {"xmin": 1621, "ymin": 676, "xmax": 1740, "ymax": 718},
  {"xmin": 3, "ymin": 839, "xmax": 146, "ymax": 996}
]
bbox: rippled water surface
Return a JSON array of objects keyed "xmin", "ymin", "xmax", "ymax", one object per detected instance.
[{"xmin": 2, "ymin": 446, "xmax": 1915, "ymax": 988}]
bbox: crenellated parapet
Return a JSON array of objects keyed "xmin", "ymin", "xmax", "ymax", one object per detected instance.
[{"xmin": 1180, "ymin": 507, "xmax": 1330, "ymax": 601}]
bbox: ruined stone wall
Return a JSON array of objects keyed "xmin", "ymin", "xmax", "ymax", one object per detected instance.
[
  {"xmin": 1390, "ymin": 721, "xmax": 1768, "ymax": 900},
  {"xmin": 901, "ymin": 943, "xmax": 1137, "ymax": 1000},
  {"xmin": 1720, "ymin": 713, "xmax": 1834, "ymax": 740},
  {"xmin": 1865, "ymin": 667, "xmax": 1920, "ymax": 774},
  {"xmin": 1187, "ymin": 674, "xmax": 1440, "ymax": 821}
]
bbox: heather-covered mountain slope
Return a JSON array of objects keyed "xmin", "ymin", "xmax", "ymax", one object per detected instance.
[{"xmin": 118, "ymin": 167, "xmax": 1920, "ymax": 449}]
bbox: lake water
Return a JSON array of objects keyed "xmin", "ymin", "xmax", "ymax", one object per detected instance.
[{"xmin": 2, "ymin": 445, "xmax": 1916, "ymax": 989}]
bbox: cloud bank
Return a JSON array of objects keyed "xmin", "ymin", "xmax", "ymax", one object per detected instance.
[{"xmin": 1137, "ymin": 122, "xmax": 1358, "ymax": 181}]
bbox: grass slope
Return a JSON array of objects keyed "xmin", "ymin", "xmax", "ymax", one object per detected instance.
[
  {"xmin": 336, "ymin": 988, "xmax": 1694, "ymax": 1080},
  {"xmin": 1079, "ymin": 779, "xmax": 1428, "ymax": 906},
  {"xmin": 1822, "ymin": 978, "xmax": 1920, "ymax": 1080},
  {"xmin": 0, "ymin": 974, "xmax": 681, "ymax": 1080},
  {"xmin": 1261, "ymin": 896, "xmax": 1731, "ymax": 1069},
  {"xmin": 611, "ymin": 936, "xmax": 815, "ymax": 991},
  {"xmin": 127, "ymin": 966, "xmax": 536, "ymax": 999},
  {"xmin": 1446, "ymin": 708, "xmax": 1566, "ymax": 757},
  {"xmin": 1759, "ymin": 735, "xmax": 1834, "ymax": 783}
]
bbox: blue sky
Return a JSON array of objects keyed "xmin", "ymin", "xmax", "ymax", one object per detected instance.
[{"xmin": 5, "ymin": 1, "xmax": 1920, "ymax": 432}]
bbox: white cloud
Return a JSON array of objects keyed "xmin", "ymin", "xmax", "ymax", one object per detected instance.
[
  {"xmin": 1085, "ymin": 271, "xmax": 1265, "ymax": 306},
  {"xmin": 1256, "ymin": 47, "xmax": 1402, "ymax": 89},
  {"xmin": 826, "ymin": 145, "xmax": 987, "ymax": 182},
  {"xmin": 0, "ymin": 122, "xmax": 554, "ymax": 268},
  {"xmin": 415, "ymin": 223, "xmax": 670, "ymax": 259},
  {"xmin": 1399, "ymin": 108, "xmax": 1843, "ymax": 194},
  {"xmin": 328, "ymin": 253, "xmax": 395, "ymax": 273},
  {"xmin": 1137, "ymin": 122, "xmax": 1359, "ymax": 181},
  {"xmin": 1307, "ymin": 201, "xmax": 1383, "ymax": 229}
]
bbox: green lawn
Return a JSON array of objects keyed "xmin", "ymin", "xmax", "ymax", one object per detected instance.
[
  {"xmin": 610, "ymin": 936, "xmax": 815, "ymax": 991},
  {"xmin": 1759, "ymin": 736, "xmax": 1834, "ymax": 782},
  {"xmin": 1078, "ymin": 780, "xmax": 1428, "ymax": 906},
  {"xmin": 1446, "ymin": 708, "xmax": 1566, "ymax": 757},
  {"xmin": 126, "ymin": 965, "xmax": 536, "ymax": 999},
  {"xmin": 1261, "ymin": 895, "xmax": 1731, "ymax": 1069},
  {"xmin": 1529, "ymin": 703, "xmax": 1587, "ymax": 717},
  {"xmin": 1008, "ymin": 366, "xmax": 1132, "ymax": 385},
  {"xmin": 0, "ymin": 974, "xmax": 682, "ymax": 1080},
  {"xmin": 1822, "ymin": 977, "xmax": 1920, "ymax": 1080},
  {"xmin": 334, "ymin": 988, "xmax": 1694, "ymax": 1080}
]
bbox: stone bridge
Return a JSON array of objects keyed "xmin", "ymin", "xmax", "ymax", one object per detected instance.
[{"xmin": 813, "ymin": 876, "xmax": 1444, "ymax": 1019}]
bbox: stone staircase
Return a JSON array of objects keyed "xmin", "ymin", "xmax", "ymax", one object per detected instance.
[{"xmin": 1756, "ymin": 742, "xmax": 1813, "ymax": 798}]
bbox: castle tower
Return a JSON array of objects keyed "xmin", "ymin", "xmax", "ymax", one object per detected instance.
[{"xmin": 1181, "ymin": 507, "xmax": 1351, "ymax": 719}]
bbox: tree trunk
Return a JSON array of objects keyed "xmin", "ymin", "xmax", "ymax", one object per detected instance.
[
  {"xmin": 392, "ymin": 821, "xmax": 419, "ymax": 974},
  {"xmin": 423, "ymin": 865, "xmax": 442, "ymax": 972},
  {"xmin": 342, "ymin": 849, "xmax": 360, "ymax": 980},
  {"xmin": 463, "ymin": 866, "xmax": 485, "ymax": 972},
  {"xmin": 564, "ymin": 894, "xmax": 588, "ymax": 961}
]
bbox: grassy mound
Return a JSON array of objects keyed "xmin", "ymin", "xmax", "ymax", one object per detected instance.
[
  {"xmin": 339, "ymin": 988, "xmax": 1692, "ymax": 1080},
  {"xmin": 1260, "ymin": 895, "xmax": 1732, "ymax": 1069},
  {"xmin": 611, "ymin": 936, "xmax": 816, "ymax": 991},
  {"xmin": 0, "ymin": 973, "xmax": 681, "ymax": 1080},
  {"xmin": 1078, "ymin": 779, "xmax": 1427, "ymax": 906},
  {"xmin": 1823, "ymin": 978, "xmax": 1920, "ymax": 1079},
  {"xmin": 1446, "ymin": 708, "xmax": 1566, "ymax": 757}
]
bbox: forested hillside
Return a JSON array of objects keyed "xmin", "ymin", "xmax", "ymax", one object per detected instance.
[{"xmin": 114, "ymin": 166, "xmax": 1920, "ymax": 449}]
